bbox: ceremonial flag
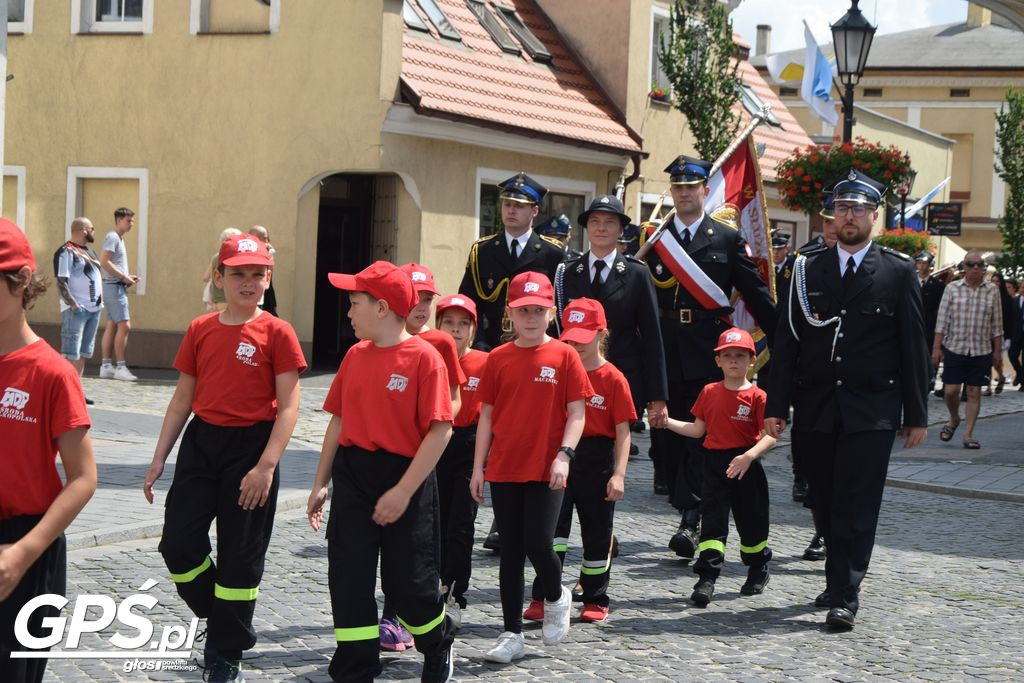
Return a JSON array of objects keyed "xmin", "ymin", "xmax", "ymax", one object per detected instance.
[
  {"xmin": 764, "ymin": 52, "xmax": 805, "ymax": 84},
  {"xmin": 801, "ymin": 21, "xmax": 839, "ymax": 127}
]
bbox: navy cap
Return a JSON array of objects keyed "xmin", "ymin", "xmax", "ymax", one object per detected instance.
[
  {"xmin": 771, "ymin": 230, "xmax": 791, "ymax": 248},
  {"xmin": 578, "ymin": 195, "xmax": 630, "ymax": 228},
  {"xmin": 915, "ymin": 251, "xmax": 935, "ymax": 265},
  {"xmin": 619, "ymin": 223, "xmax": 640, "ymax": 244},
  {"xmin": 498, "ymin": 172, "xmax": 547, "ymax": 205},
  {"xmin": 819, "ymin": 190, "xmax": 836, "ymax": 220},
  {"xmin": 664, "ymin": 155, "xmax": 712, "ymax": 185},
  {"xmin": 832, "ymin": 168, "xmax": 887, "ymax": 206},
  {"xmin": 538, "ymin": 214, "xmax": 572, "ymax": 237}
]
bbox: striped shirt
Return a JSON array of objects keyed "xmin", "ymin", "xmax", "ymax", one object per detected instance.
[{"xmin": 934, "ymin": 279, "xmax": 1002, "ymax": 356}]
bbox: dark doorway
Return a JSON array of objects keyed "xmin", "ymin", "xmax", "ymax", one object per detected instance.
[{"xmin": 312, "ymin": 175, "xmax": 374, "ymax": 369}]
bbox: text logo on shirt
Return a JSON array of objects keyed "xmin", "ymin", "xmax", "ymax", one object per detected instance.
[
  {"xmin": 0, "ymin": 387, "xmax": 36, "ymax": 423},
  {"xmin": 731, "ymin": 404, "xmax": 752, "ymax": 422},
  {"xmin": 466, "ymin": 376, "xmax": 480, "ymax": 391},
  {"xmin": 387, "ymin": 373, "xmax": 409, "ymax": 392},
  {"xmin": 235, "ymin": 342, "xmax": 259, "ymax": 367},
  {"xmin": 588, "ymin": 394, "xmax": 606, "ymax": 410},
  {"xmin": 535, "ymin": 366, "xmax": 558, "ymax": 384}
]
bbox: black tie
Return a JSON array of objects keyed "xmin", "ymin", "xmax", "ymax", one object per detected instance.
[
  {"xmin": 510, "ymin": 239, "xmax": 520, "ymax": 261},
  {"xmin": 592, "ymin": 261, "xmax": 605, "ymax": 297},
  {"xmin": 842, "ymin": 258, "xmax": 855, "ymax": 290},
  {"xmin": 681, "ymin": 228, "xmax": 692, "ymax": 249}
]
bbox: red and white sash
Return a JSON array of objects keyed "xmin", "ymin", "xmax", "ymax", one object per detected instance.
[{"xmin": 652, "ymin": 222, "xmax": 731, "ymax": 311}]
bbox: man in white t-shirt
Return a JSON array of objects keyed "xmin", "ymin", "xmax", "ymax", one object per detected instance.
[
  {"xmin": 98, "ymin": 207, "xmax": 140, "ymax": 381},
  {"xmin": 55, "ymin": 217, "xmax": 104, "ymax": 403}
]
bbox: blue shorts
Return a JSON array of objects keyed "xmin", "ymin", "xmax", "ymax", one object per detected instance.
[
  {"xmin": 941, "ymin": 347, "xmax": 991, "ymax": 387},
  {"xmin": 102, "ymin": 281, "xmax": 130, "ymax": 322},
  {"xmin": 60, "ymin": 307, "xmax": 102, "ymax": 360}
]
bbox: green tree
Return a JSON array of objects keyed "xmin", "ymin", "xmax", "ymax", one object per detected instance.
[
  {"xmin": 657, "ymin": 0, "xmax": 742, "ymax": 160},
  {"xmin": 995, "ymin": 88, "xmax": 1024, "ymax": 273}
]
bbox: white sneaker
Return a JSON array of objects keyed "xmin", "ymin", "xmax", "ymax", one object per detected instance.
[
  {"xmin": 113, "ymin": 366, "xmax": 138, "ymax": 381},
  {"xmin": 444, "ymin": 590, "xmax": 462, "ymax": 631},
  {"xmin": 99, "ymin": 364, "xmax": 115, "ymax": 379},
  {"xmin": 541, "ymin": 585, "xmax": 571, "ymax": 645},
  {"xmin": 483, "ymin": 631, "xmax": 525, "ymax": 663}
]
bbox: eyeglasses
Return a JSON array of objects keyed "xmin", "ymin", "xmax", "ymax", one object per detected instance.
[
  {"xmin": 963, "ymin": 260, "xmax": 986, "ymax": 269},
  {"xmin": 833, "ymin": 204, "xmax": 871, "ymax": 217}
]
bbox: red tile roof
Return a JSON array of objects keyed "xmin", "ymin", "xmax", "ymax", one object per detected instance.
[{"xmin": 401, "ymin": 0, "xmax": 643, "ymax": 156}]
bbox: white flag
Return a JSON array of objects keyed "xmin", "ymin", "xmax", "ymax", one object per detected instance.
[{"xmin": 801, "ymin": 22, "xmax": 839, "ymax": 127}]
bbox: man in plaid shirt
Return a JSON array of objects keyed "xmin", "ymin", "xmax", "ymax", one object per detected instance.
[{"xmin": 932, "ymin": 252, "xmax": 1003, "ymax": 449}]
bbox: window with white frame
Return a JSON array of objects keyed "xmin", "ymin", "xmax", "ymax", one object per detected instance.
[
  {"xmin": 189, "ymin": 0, "xmax": 280, "ymax": 35},
  {"xmin": 650, "ymin": 8, "xmax": 672, "ymax": 97},
  {"xmin": 2, "ymin": 166, "xmax": 27, "ymax": 231},
  {"xmin": 8, "ymin": 0, "xmax": 33, "ymax": 34},
  {"xmin": 73, "ymin": 0, "xmax": 153, "ymax": 34}
]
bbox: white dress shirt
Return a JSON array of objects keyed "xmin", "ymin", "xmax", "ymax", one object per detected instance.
[
  {"xmin": 588, "ymin": 251, "xmax": 616, "ymax": 284},
  {"xmin": 505, "ymin": 230, "xmax": 532, "ymax": 255},
  {"xmin": 837, "ymin": 242, "xmax": 872, "ymax": 274},
  {"xmin": 673, "ymin": 213, "xmax": 705, "ymax": 243}
]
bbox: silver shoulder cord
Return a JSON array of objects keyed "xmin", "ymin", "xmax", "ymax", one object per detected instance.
[
  {"xmin": 788, "ymin": 254, "xmax": 842, "ymax": 361},
  {"xmin": 554, "ymin": 261, "xmax": 566, "ymax": 335}
]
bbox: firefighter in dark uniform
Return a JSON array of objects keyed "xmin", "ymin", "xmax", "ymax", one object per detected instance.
[
  {"xmin": 556, "ymin": 195, "xmax": 669, "ymax": 458},
  {"xmin": 766, "ymin": 169, "xmax": 929, "ymax": 631},
  {"xmin": 771, "ymin": 230, "xmax": 793, "ymax": 310},
  {"xmin": 537, "ymin": 214, "xmax": 582, "ymax": 262},
  {"xmin": 459, "ymin": 172, "xmax": 565, "ymax": 352},
  {"xmin": 915, "ymin": 251, "xmax": 946, "ymax": 393},
  {"xmin": 642, "ymin": 156, "xmax": 777, "ymax": 560}
]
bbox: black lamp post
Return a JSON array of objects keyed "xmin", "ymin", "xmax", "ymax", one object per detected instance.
[
  {"xmin": 831, "ymin": 0, "xmax": 877, "ymax": 142},
  {"xmin": 897, "ymin": 164, "xmax": 918, "ymax": 229}
]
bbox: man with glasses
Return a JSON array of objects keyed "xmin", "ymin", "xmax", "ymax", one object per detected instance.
[
  {"xmin": 932, "ymin": 251, "xmax": 1003, "ymax": 449},
  {"xmin": 766, "ymin": 169, "xmax": 929, "ymax": 631}
]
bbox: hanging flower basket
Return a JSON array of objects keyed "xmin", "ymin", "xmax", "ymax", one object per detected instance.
[
  {"xmin": 776, "ymin": 138, "xmax": 914, "ymax": 216},
  {"xmin": 872, "ymin": 228, "xmax": 933, "ymax": 256}
]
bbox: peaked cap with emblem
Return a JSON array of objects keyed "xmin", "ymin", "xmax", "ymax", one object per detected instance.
[
  {"xmin": 832, "ymin": 168, "xmax": 887, "ymax": 206},
  {"xmin": 577, "ymin": 194, "xmax": 630, "ymax": 228},
  {"xmin": 538, "ymin": 213, "xmax": 572, "ymax": 237},
  {"xmin": 498, "ymin": 172, "xmax": 547, "ymax": 205},
  {"xmin": 771, "ymin": 229, "xmax": 791, "ymax": 249},
  {"xmin": 665, "ymin": 155, "xmax": 712, "ymax": 185},
  {"xmin": 914, "ymin": 250, "xmax": 935, "ymax": 265}
]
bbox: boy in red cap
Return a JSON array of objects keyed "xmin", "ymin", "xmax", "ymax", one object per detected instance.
[
  {"xmin": 144, "ymin": 233, "xmax": 306, "ymax": 681},
  {"xmin": 470, "ymin": 272, "xmax": 592, "ymax": 664},
  {"xmin": 525, "ymin": 298, "xmax": 636, "ymax": 623},
  {"xmin": 0, "ymin": 219, "xmax": 97, "ymax": 683},
  {"xmin": 307, "ymin": 261, "xmax": 456, "ymax": 682},
  {"xmin": 434, "ymin": 294, "xmax": 487, "ymax": 629},
  {"xmin": 662, "ymin": 327, "xmax": 775, "ymax": 607}
]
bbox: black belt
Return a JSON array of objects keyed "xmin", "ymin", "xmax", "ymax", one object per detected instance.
[{"xmin": 658, "ymin": 307, "xmax": 731, "ymax": 324}]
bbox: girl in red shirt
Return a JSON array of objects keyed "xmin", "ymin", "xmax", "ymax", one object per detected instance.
[
  {"xmin": 470, "ymin": 272, "xmax": 591, "ymax": 664},
  {"xmin": 434, "ymin": 294, "xmax": 488, "ymax": 630},
  {"xmin": 526, "ymin": 298, "xmax": 635, "ymax": 624}
]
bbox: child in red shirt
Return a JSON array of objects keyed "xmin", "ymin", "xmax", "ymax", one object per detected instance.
[
  {"xmin": 434, "ymin": 294, "xmax": 487, "ymax": 630},
  {"xmin": 470, "ymin": 272, "xmax": 591, "ymax": 664},
  {"xmin": 0, "ymin": 219, "xmax": 97, "ymax": 683},
  {"xmin": 662, "ymin": 327, "xmax": 776, "ymax": 607},
  {"xmin": 306, "ymin": 261, "xmax": 455, "ymax": 683},
  {"xmin": 526, "ymin": 298, "xmax": 635, "ymax": 624},
  {"xmin": 144, "ymin": 235, "xmax": 306, "ymax": 680}
]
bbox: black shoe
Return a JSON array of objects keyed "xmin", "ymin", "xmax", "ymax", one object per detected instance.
[
  {"xmin": 740, "ymin": 566, "xmax": 770, "ymax": 595},
  {"xmin": 668, "ymin": 524, "xmax": 698, "ymax": 559},
  {"xmin": 84, "ymin": 396, "xmax": 95, "ymax": 405},
  {"xmin": 934, "ymin": 388, "xmax": 944, "ymax": 398},
  {"xmin": 421, "ymin": 638, "xmax": 454, "ymax": 682},
  {"xmin": 803, "ymin": 534, "xmax": 826, "ymax": 561},
  {"xmin": 207, "ymin": 655, "xmax": 243, "ymax": 683},
  {"xmin": 571, "ymin": 581, "xmax": 583, "ymax": 602},
  {"xmin": 814, "ymin": 591, "xmax": 830, "ymax": 608},
  {"xmin": 653, "ymin": 480, "xmax": 669, "ymax": 495},
  {"xmin": 825, "ymin": 607, "xmax": 855, "ymax": 630},
  {"xmin": 690, "ymin": 579, "xmax": 715, "ymax": 607},
  {"xmin": 482, "ymin": 531, "xmax": 500, "ymax": 553},
  {"xmin": 791, "ymin": 478, "xmax": 807, "ymax": 502},
  {"xmin": 630, "ymin": 420, "xmax": 645, "ymax": 433},
  {"xmin": 628, "ymin": 443, "xmax": 639, "ymax": 457}
]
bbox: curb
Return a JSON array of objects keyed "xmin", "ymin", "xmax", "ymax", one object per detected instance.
[{"xmin": 885, "ymin": 477, "xmax": 1024, "ymax": 504}]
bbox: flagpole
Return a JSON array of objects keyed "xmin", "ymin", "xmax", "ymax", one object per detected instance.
[{"xmin": 635, "ymin": 105, "xmax": 772, "ymax": 260}]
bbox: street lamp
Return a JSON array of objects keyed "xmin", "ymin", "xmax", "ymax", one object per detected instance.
[
  {"xmin": 831, "ymin": 0, "xmax": 877, "ymax": 142},
  {"xmin": 896, "ymin": 164, "xmax": 918, "ymax": 229}
]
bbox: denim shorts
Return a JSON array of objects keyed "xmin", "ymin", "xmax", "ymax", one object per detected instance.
[
  {"xmin": 60, "ymin": 307, "xmax": 102, "ymax": 360},
  {"xmin": 102, "ymin": 281, "xmax": 130, "ymax": 322}
]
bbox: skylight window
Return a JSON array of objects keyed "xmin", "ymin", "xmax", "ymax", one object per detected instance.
[
  {"xmin": 416, "ymin": 0, "xmax": 462, "ymax": 41},
  {"xmin": 494, "ymin": 4, "xmax": 551, "ymax": 63},
  {"xmin": 466, "ymin": 0, "xmax": 520, "ymax": 55},
  {"xmin": 403, "ymin": 0, "xmax": 430, "ymax": 32}
]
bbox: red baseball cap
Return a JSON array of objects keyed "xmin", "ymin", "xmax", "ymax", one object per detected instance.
[
  {"xmin": 714, "ymin": 327, "xmax": 756, "ymax": 354},
  {"xmin": 400, "ymin": 262, "xmax": 439, "ymax": 296},
  {"xmin": 0, "ymin": 219, "xmax": 35, "ymax": 272},
  {"xmin": 559, "ymin": 298, "xmax": 607, "ymax": 344},
  {"xmin": 435, "ymin": 294, "xmax": 477, "ymax": 324},
  {"xmin": 328, "ymin": 261, "xmax": 418, "ymax": 318},
  {"xmin": 507, "ymin": 271, "xmax": 554, "ymax": 308},
  {"xmin": 219, "ymin": 234, "xmax": 274, "ymax": 268}
]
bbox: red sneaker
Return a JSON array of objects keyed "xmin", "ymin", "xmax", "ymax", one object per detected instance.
[
  {"xmin": 522, "ymin": 599, "xmax": 544, "ymax": 622},
  {"xmin": 579, "ymin": 604, "xmax": 609, "ymax": 623}
]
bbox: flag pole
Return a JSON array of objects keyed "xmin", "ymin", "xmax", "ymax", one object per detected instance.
[{"xmin": 635, "ymin": 105, "xmax": 772, "ymax": 260}]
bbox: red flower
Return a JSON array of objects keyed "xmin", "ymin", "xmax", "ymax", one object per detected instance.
[
  {"xmin": 801, "ymin": 185, "xmax": 810, "ymax": 192},
  {"xmin": 802, "ymin": 175, "xmax": 812, "ymax": 182}
]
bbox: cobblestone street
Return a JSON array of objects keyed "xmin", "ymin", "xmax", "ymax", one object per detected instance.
[{"xmin": 36, "ymin": 375, "xmax": 1024, "ymax": 680}]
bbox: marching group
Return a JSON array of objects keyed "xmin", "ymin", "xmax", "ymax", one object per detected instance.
[{"xmin": 2, "ymin": 152, "xmax": 982, "ymax": 683}]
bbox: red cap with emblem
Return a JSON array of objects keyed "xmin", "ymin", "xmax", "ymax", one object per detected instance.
[
  {"xmin": 507, "ymin": 271, "xmax": 554, "ymax": 308},
  {"xmin": 714, "ymin": 327, "xmax": 756, "ymax": 354},
  {"xmin": 559, "ymin": 297, "xmax": 607, "ymax": 344},
  {"xmin": 328, "ymin": 260, "xmax": 418, "ymax": 318}
]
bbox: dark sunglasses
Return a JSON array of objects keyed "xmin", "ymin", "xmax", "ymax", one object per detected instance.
[{"xmin": 963, "ymin": 261, "xmax": 986, "ymax": 269}]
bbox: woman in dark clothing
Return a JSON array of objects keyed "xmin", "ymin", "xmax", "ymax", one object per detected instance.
[{"xmin": 988, "ymin": 272, "xmax": 1019, "ymax": 395}]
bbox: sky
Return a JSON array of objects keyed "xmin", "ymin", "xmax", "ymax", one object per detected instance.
[{"xmin": 731, "ymin": 0, "xmax": 970, "ymax": 54}]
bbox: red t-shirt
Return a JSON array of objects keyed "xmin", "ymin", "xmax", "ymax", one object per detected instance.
[
  {"xmin": 582, "ymin": 361, "xmax": 637, "ymax": 439},
  {"xmin": 454, "ymin": 349, "xmax": 488, "ymax": 428},
  {"xmin": 417, "ymin": 329, "xmax": 467, "ymax": 388},
  {"xmin": 173, "ymin": 311, "xmax": 307, "ymax": 427},
  {"xmin": 323, "ymin": 335, "xmax": 453, "ymax": 458},
  {"xmin": 690, "ymin": 381, "xmax": 767, "ymax": 450},
  {"xmin": 479, "ymin": 339, "xmax": 592, "ymax": 482},
  {"xmin": 0, "ymin": 339, "xmax": 91, "ymax": 520}
]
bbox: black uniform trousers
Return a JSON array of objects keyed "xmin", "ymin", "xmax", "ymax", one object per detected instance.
[
  {"xmin": 531, "ymin": 436, "xmax": 617, "ymax": 606},
  {"xmin": 0, "ymin": 516, "xmax": 66, "ymax": 683},
  {"xmin": 435, "ymin": 426, "xmax": 479, "ymax": 607},
  {"xmin": 327, "ymin": 446, "xmax": 452, "ymax": 683},
  {"xmin": 693, "ymin": 447, "xmax": 772, "ymax": 580},
  {"xmin": 158, "ymin": 417, "xmax": 278, "ymax": 658},
  {"xmin": 790, "ymin": 430, "xmax": 816, "ymax": 509},
  {"xmin": 664, "ymin": 378, "xmax": 714, "ymax": 515},
  {"xmin": 801, "ymin": 428, "xmax": 896, "ymax": 615}
]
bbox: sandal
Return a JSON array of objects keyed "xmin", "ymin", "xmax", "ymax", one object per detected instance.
[
  {"xmin": 939, "ymin": 423, "xmax": 959, "ymax": 442},
  {"xmin": 963, "ymin": 439, "xmax": 981, "ymax": 449},
  {"xmin": 995, "ymin": 377, "xmax": 1005, "ymax": 394}
]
